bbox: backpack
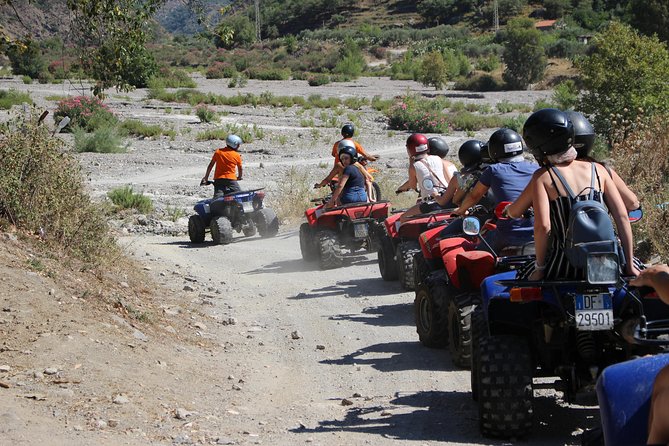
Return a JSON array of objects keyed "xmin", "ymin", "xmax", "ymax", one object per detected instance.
[{"xmin": 550, "ymin": 163, "xmax": 618, "ymax": 269}]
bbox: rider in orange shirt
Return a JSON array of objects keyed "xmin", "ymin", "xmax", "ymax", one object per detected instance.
[
  {"xmin": 202, "ymin": 134, "xmax": 243, "ymax": 197},
  {"xmin": 314, "ymin": 123, "xmax": 379, "ymax": 189}
]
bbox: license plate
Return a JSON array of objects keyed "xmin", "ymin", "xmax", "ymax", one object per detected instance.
[
  {"xmin": 353, "ymin": 222, "xmax": 369, "ymax": 238},
  {"xmin": 574, "ymin": 293, "xmax": 613, "ymax": 331},
  {"xmin": 242, "ymin": 202, "xmax": 254, "ymax": 213}
]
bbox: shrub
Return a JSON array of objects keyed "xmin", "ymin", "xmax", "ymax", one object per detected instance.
[
  {"xmin": 0, "ymin": 89, "xmax": 32, "ymax": 110},
  {"xmin": 206, "ymin": 62, "xmax": 237, "ymax": 79},
  {"xmin": 552, "ymin": 80, "xmax": 579, "ymax": 110},
  {"xmin": 308, "ymin": 74, "xmax": 331, "ymax": 86},
  {"xmin": 148, "ymin": 67, "xmax": 196, "ymax": 88},
  {"xmin": 47, "ymin": 59, "xmax": 70, "ymax": 79},
  {"xmin": 272, "ymin": 166, "xmax": 315, "ymax": 223},
  {"xmin": 247, "ymin": 67, "xmax": 291, "ymax": 80},
  {"xmin": 418, "ymin": 51, "xmax": 448, "ymax": 90},
  {"xmin": 54, "ymin": 96, "xmax": 117, "ymax": 132},
  {"xmin": 6, "ymin": 39, "xmax": 46, "ymax": 79},
  {"xmin": 73, "ymin": 126, "xmax": 125, "ymax": 153},
  {"xmin": 386, "ymin": 95, "xmax": 451, "ymax": 133},
  {"xmin": 195, "ymin": 104, "xmax": 218, "ymax": 123},
  {"xmin": 501, "ymin": 18, "xmax": 546, "ymax": 89},
  {"xmin": 610, "ymin": 115, "xmax": 669, "ymax": 261},
  {"xmin": 448, "ymin": 112, "xmax": 504, "ymax": 132},
  {"xmin": 533, "ymin": 99, "xmax": 556, "ymax": 111},
  {"xmin": 0, "ymin": 111, "xmax": 117, "ymax": 263},
  {"xmin": 453, "ymin": 74, "xmax": 505, "ymax": 92},
  {"xmin": 475, "ymin": 55, "xmax": 501, "ymax": 73},
  {"xmin": 22, "ymin": 76, "xmax": 32, "ymax": 84},
  {"xmin": 107, "ymin": 186, "xmax": 153, "ymax": 214},
  {"xmin": 228, "ymin": 74, "xmax": 248, "ymax": 88},
  {"xmin": 119, "ymin": 119, "xmax": 176, "ymax": 139}
]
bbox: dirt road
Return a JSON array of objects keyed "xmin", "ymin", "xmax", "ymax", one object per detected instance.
[{"xmin": 121, "ymin": 229, "xmax": 598, "ymax": 446}]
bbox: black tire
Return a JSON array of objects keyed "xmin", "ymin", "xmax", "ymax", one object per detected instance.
[
  {"xmin": 414, "ymin": 280, "xmax": 449, "ymax": 347},
  {"xmin": 397, "ymin": 240, "xmax": 421, "ymax": 291},
  {"xmin": 256, "ymin": 207, "xmax": 279, "ymax": 237},
  {"xmin": 188, "ymin": 215, "xmax": 206, "ymax": 243},
  {"xmin": 210, "ymin": 216, "xmax": 233, "ymax": 245},
  {"xmin": 318, "ymin": 230, "xmax": 343, "ymax": 270},
  {"xmin": 413, "ymin": 251, "xmax": 429, "ymax": 289},
  {"xmin": 448, "ymin": 292, "xmax": 475, "ymax": 369},
  {"xmin": 299, "ymin": 223, "xmax": 318, "ymax": 262},
  {"xmin": 242, "ymin": 223, "xmax": 257, "ymax": 237},
  {"xmin": 478, "ymin": 335, "xmax": 534, "ymax": 439},
  {"xmin": 470, "ymin": 304, "xmax": 486, "ymax": 401},
  {"xmin": 377, "ymin": 234, "xmax": 398, "ymax": 281}
]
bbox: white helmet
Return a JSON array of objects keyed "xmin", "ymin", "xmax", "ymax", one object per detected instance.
[{"xmin": 226, "ymin": 134, "xmax": 242, "ymax": 150}]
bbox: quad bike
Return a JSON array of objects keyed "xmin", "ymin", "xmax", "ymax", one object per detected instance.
[
  {"xmin": 299, "ymin": 184, "xmax": 390, "ymax": 270},
  {"xmin": 376, "ymin": 206, "xmax": 457, "ymax": 290},
  {"xmin": 470, "ymin": 209, "xmax": 669, "ymax": 440},
  {"xmin": 188, "ymin": 181, "xmax": 279, "ymax": 244},
  {"xmin": 413, "ymin": 207, "xmax": 533, "ymax": 368}
]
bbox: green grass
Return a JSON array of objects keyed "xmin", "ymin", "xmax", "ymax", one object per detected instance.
[
  {"xmin": 73, "ymin": 126, "xmax": 125, "ymax": 153},
  {"xmin": 107, "ymin": 186, "xmax": 153, "ymax": 213},
  {"xmin": 0, "ymin": 89, "xmax": 32, "ymax": 109},
  {"xmin": 119, "ymin": 119, "xmax": 176, "ymax": 139}
]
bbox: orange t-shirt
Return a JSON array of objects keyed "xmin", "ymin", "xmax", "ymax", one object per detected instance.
[
  {"xmin": 331, "ymin": 138, "xmax": 366, "ymax": 165},
  {"xmin": 211, "ymin": 147, "xmax": 242, "ymax": 180}
]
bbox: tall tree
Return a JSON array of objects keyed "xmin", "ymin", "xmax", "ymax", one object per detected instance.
[
  {"xmin": 577, "ymin": 22, "xmax": 669, "ymax": 141},
  {"xmin": 66, "ymin": 0, "xmax": 162, "ymax": 95},
  {"xmin": 630, "ymin": 0, "xmax": 669, "ymax": 42},
  {"xmin": 500, "ymin": 18, "xmax": 546, "ymax": 89}
]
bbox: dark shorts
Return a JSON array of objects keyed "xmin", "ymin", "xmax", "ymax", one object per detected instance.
[{"xmin": 213, "ymin": 178, "xmax": 241, "ymax": 197}]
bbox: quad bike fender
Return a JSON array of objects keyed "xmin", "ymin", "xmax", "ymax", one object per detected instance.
[
  {"xmin": 384, "ymin": 213, "xmax": 402, "ymax": 239},
  {"xmin": 596, "ymin": 354, "xmax": 669, "ymax": 446},
  {"xmin": 418, "ymin": 225, "xmax": 444, "ymax": 260},
  {"xmin": 440, "ymin": 238, "xmax": 468, "ymax": 288},
  {"xmin": 455, "ymin": 250, "xmax": 495, "ymax": 291}
]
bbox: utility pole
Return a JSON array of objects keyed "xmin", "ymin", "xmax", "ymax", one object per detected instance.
[
  {"xmin": 493, "ymin": 0, "xmax": 499, "ymax": 32},
  {"xmin": 255, "ymin": 0, "xmax": 261, "ymax": 42}
]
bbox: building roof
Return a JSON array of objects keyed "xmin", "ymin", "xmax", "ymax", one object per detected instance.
[{"xmin": 535, "ymin": 19, "xmax": 557, "ymax": 28}]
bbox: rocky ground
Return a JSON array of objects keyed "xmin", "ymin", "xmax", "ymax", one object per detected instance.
[{"xmin": 0, "ymin": 75, "xmax": 598, "ymax": 446}]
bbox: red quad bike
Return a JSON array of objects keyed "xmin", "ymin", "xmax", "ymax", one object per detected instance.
[
  {"xmin": 299, "ymin": 195, "xmax": 390, "ymax": 270},
  {"xmin": 377, "ymin": 208, "xmax": 457, "ymax": 290},
  {"xmin": 413, "ymin": 203, "xmax": 534, "ymax": 368}
]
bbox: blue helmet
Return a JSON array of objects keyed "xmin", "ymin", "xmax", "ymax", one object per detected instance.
[{"xmin": 226, "ymin": 134, "xmax": 243, "ymax": 150}]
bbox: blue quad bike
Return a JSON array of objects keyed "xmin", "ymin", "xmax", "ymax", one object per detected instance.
[
  {"xmin": 463, "ymin": 211, "xmax": 669, "ymax": 440},
  {"xmin": 188, "ymin": 182, "xmax": 279, "ymax": 244}
]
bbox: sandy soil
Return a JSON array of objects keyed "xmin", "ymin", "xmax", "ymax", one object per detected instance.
[{"xmin": 0, "ymin": 75, "xmax": 596, "ymax": 446}]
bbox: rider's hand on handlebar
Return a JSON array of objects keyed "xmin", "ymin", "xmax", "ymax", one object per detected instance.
[
  {"xmin": 200, "ymin": 178, "xmax": 209, "ymax": 186},
  {"xmin": 314, "ymin": 183, "xmax": 323, "ymax": 189}
]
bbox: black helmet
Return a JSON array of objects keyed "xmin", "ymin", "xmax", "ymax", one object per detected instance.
[
  {"xmin": 428, "ymin": 137, "xmax": 449, "ymax": 158},
  {"xmin": 341, "ymin": 123, "xmax": 355, "ymax": 138},
  {"xmin": 458, "ymin": 140, "xmax": 484, "ymax": 172},
  {"xmin": 488, "ymin": 128, "xmax": 524, "ymax": 161},
  {"xmin": 338, "ymin": 139, "xmax": 358, "ymax": 163},
  {"xmin": 565, "ymin": 111, "xmax": 595, "ymax": 158},
  {"xmin": 480, "ymin": 142, "xmax": 494, "ymax": 164},
  {"xmin": 522, "ymin": 108, "xmax": 574, "ymax": 156}
]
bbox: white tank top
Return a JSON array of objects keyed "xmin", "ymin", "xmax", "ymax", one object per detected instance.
[{"xmin": 414, "ymin": 155, "xmax": 449, "ymax": 198}]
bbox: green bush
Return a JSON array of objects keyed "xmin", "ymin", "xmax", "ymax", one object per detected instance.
[
  {"xmin": 475, "ymin": 55, "xmax": 501, "ymax": 73},
  {"xmin": 247, "ymin": 67, "xmax": 291, "ymax": 80},
  {"xmin": 6, "ymin": 39, "xmax": 47, "ymax": 79},
  {"xmin": 206, "ymin": 62, "xmax": 237, "ymax": 79},
  {"xmin": 386, "ymin": 95, "xmax": 451, "ymax": 133},
  {"xmin": 119, "ymin": 119, "xmax": 176, "ymax": 139},
  {"xmin": 453, "ymin": 74, "xmax": 505, "ymax": 92},
  {"xmin": 448, "ymin": 112, "xmax": 504, "ymax": 132},
  {"xmin": 308, "ymin": 74, "xmax": 331, "ymax": 86},
  {"xmin": 0, "ymin": 89, "xmax": 32, "ymax": 110},
  {"xmin": 22, "ymin": 76, "xmax": 32, "ymax": 84},
  {"xmin": 195, "ymin": 104, "xmax": 218, "ymax": 123},
  {"xmin": 552, "ymin": 80, "xmax": 579, "ymax": 110},
  {"xmin": 54, "ymin": 96, "xmax": 117, "ymax": 132},
  {"xmin": 107, "ymin": 186, "xmax": 153, "ymax": 213},
  {"xmin": 148, "ymin": 67, "xmax": 196, "ymax": 88},
  {"xmin": 0, "ymin": 111, "xmax": 117, "ymax": 263},
  {"xmin": 73, "ymin": 126, "xmax": 125, "ymax": 153}
]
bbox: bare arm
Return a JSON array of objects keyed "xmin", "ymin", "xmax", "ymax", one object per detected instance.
[
  {"xmin": 453, "ymin": 181, "xmax": 488, "ymax": 216},
  {"xmin": 203, "ymin": 159, "xmax": 215, "ymax": 182},
  {"xmin": 529, "ymin": 174, "xmax": 551, "ymax": 280},
  {"xmin": 237, "ymin": 164, "xmax": 243, "ymax": 181},
  {"xmin": 326, "ymin": 174, "xmax": 349, "ymax": 208},
  {"xmin": 600, "ymin": 166, "xmax": 638, "ymax": 276},
  {"xmin": 610, "ymin": 168, "xmax": 640, "ymax": 211},
  {"xmin": 316, "ymin": 163, "xmax": 344, "ymax": 188},
  {"xmin": 442, "ymin": 160, "xmax": 456, "ymax": 183},
  {"xmin": 630, "ymin": 265, "xmax": 669, "ymax": 304}
]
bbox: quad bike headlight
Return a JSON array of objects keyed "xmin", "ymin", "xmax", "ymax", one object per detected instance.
[{"xmin": 586, "ymin": 253, "xmax": 619, "ymax": 285}]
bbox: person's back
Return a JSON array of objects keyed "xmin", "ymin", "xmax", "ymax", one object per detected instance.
[{"xmin": 414, "ymin": 153, "xmax": 449, "ymax": 198}]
